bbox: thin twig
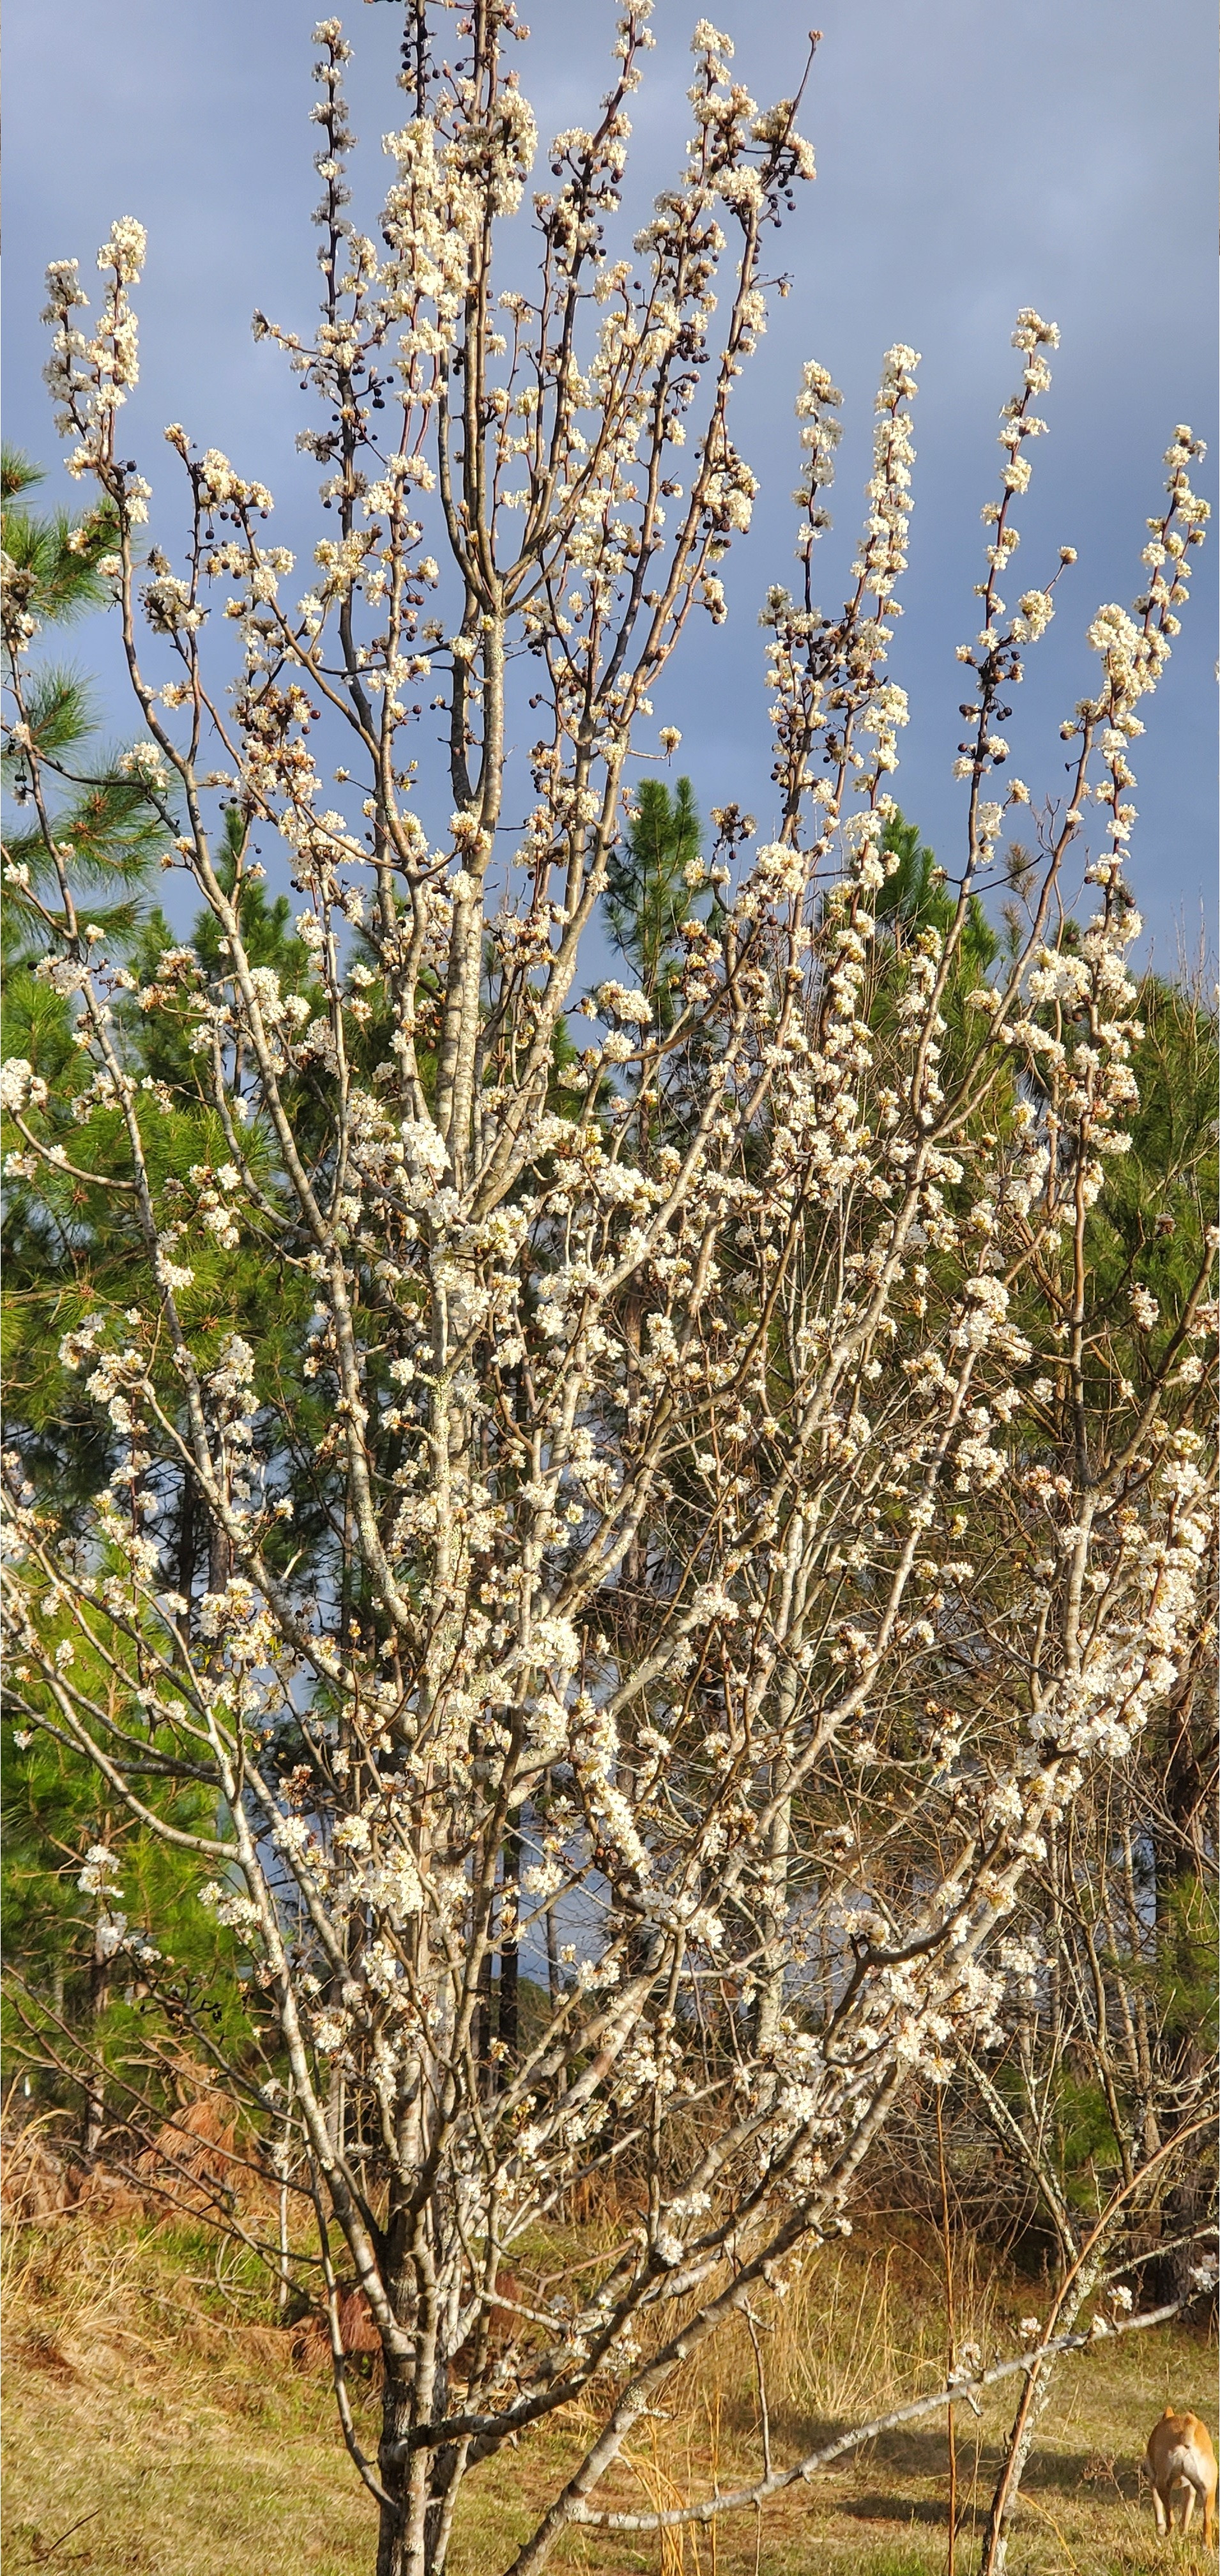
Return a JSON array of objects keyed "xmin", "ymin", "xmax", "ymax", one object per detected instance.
[{"xmin": 743, "ymin": 2304, "xmax": 772, "ymax": 2484}]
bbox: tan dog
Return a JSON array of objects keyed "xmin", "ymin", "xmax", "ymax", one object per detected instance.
[{"xmin": 1144, "ymin": 2406, "xmax": 1217, "ymax": 2545}]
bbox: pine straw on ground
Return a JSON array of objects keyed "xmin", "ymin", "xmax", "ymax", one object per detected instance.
[{"xmin": 2, "ymin": 2179, "xmax": 1214, "ymax": 2576}]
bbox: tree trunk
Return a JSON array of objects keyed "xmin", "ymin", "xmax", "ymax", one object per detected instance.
[
  {"xmin": 376, "ymin": 2372, "xmax": 413, "ymax": 2576},
  {"xmin": 376, "ymin": 2317, "xmax": 457, "ymax": 2575},
  {"xmin": 81, "ymin": 2064, "xmax": 106, "ymax": 2165},
  {"xmin": 81, "ymin": 1920, "xmax": 111, "ymax": 2162},
  {"xmin": 545, "ymin": 1891, "xmax": 560, "ymax": 2012},
  {"xmin": 475, "ymin": 1936, "xmax": 493, "ymax": 2097},
  {"xmin": 176, "ymin": 1468, "xmax": 197, "ymax": 1613},
  {"xmin": 207, "ymin": 1501, "xmax": 231, "ymax": 1598},
  {"xmin": 498, "ymin": 1825, "xmax": 519, "ymax": 2073}
]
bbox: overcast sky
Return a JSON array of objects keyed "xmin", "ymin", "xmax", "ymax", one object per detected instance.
[{"xmin": 6, "ymin": 0, "xmax": 1216, "ymax": 962}]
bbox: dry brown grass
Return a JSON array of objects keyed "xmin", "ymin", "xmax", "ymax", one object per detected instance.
[{"xmin": 2, "ymin": 2189, "xmax": 1215, "ymax": 2576}]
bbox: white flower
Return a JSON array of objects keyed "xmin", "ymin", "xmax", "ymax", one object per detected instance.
[
  {"xmin": 78, "ymin": 1844, "xmax": 122, "ymax": 1897},
  {"xmin": 597, "ymin": 981, "xmax": 653, "ymax": 1024},
  {"xmin": 199, "ymin": 1878, "xmax": 261, "ymax": 1931},
  {"xmin": 1, "ymin": 1059, "xmax": 47, "ymax": 1116},
  {"xmin": 100, "ymin": 216, "xmax": 147, "ymax": 283},
  {"xmin": 1014, "ymin": 588, "xmax": 1053, "ymax": 640}
]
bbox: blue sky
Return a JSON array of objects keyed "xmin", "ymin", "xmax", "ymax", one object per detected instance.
[{"xmin": 6, "ymin": 0, "xmax": 1216, "ymax": 963}]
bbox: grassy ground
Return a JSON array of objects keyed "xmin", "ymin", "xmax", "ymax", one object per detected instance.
[{"xmin": 3, "ymin": 2204, "xmax": 1214, "ymax": 2576}]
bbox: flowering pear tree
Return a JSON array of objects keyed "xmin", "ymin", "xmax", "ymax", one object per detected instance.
[{"xmin": 2, "ymin": 8, "xmax": 1214, "ymax": 2572}]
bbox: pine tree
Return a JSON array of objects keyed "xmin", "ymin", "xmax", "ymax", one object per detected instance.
[
  {"xmin": 2, "ymin": 467, "xmax": 271, "ymax": 2143},
  {"xmin": 604, "ymin": 774, "xmax": 705, "ymax": 1027},
  {"xmin": 2, "ymin": 448, "xmax": 167, "ymax": 967}
]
